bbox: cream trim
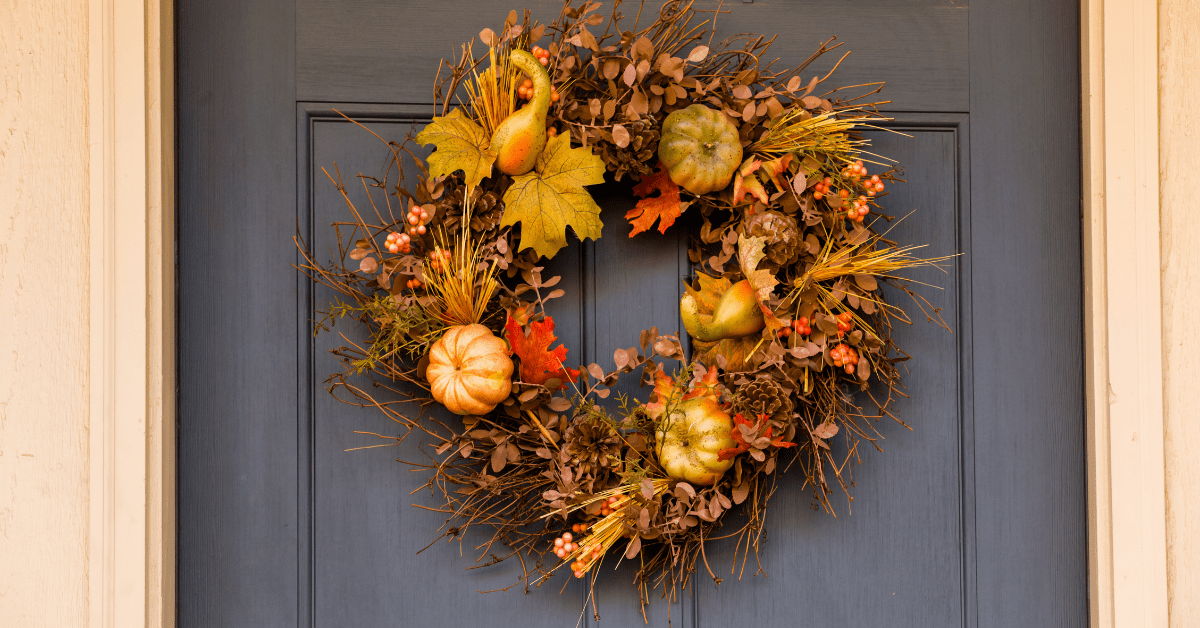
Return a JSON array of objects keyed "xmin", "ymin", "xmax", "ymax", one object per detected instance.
[
  {"xmin": 1083, "ymin": 0, "xmax": 1169, "ymax": 626},
  {"xmin": 88, "ymin": 0, "xmax": 175, "ymax": 627}
]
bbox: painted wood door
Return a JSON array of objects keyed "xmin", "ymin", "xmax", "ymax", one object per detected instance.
[{"xmin": 178, "ymin": 1, "xmax": 1086, "ymax": 626}]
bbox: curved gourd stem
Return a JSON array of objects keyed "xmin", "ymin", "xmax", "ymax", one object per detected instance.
[{"xmin": 510, "ymin": 50, "xmax": 551, "ymax": 120}]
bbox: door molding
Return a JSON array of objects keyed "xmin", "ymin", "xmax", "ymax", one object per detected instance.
[
  {"xmin": 1082, "ymin": 0, "xmax": 1170, "ymax": 626},
  {"xmin": 87, "ymin": 0, "xmax": 174, "ymax": 627},
  {"xmin": 97, "ymin": 0, "xmax": 1164, "ymax": 626}
]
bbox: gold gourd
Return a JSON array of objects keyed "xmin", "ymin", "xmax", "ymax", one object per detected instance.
[
  {"xmin": 490, "ymin": 50, "xmax": 551, "ymax": 176},
  {"xmin": 655, "ymin": 396, "xmax": 736, "ymax": 486}
]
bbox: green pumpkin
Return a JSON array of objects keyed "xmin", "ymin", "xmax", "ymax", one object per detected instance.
[{"xmin": 657, "ymin": 104, "xmax": 743, "ymax": 195}]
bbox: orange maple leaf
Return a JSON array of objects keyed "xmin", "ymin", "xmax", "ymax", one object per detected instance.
[
  {"xmin": 682, "ymin": 366, "xmax": 720, "ymax": 401},
  {"xmin": 732, "ymin": 158, "xmax": 769, "ymax": 206},
  {"xmin": 644, "ymin": 367, "xmax": 678, "ymax": 420},
  {"xmin": 625, "ymin": 164, "xmax": 684, "ymax": 236},
  {"xmin": 504, "ymin": 315, "xmax": 581, "ymax": 390}
]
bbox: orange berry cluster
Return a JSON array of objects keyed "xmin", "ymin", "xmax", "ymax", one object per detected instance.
[
  {"xmin": 842, "ymin": 161, "xmax": 886, "ymax": 197},
  {"xmin": 531, "ymin": 45, "xmax": 551, "ymax": 66},
  {"xmin": 552, "ymin": 531, "xmax": 578, "ymax": 559},
  {"xmin": 830, "ymin": 343, "xmax": 860, "ymax": 373},
  {"xmin": 406, "ymin": 204, "xmax": 430, "ymax": 237},
  {"xmin": 405, "ymin": 278, "xmax": 422, "ymax": 290},
  {"xmin": 835, "ymin": 311, "xmax": 854, "ymax": 338},
  {"xmin": 778, "ymin": 316, "xmax": 812, "ymax": 338},
  {"xmin": 385, "ymin": 231, "xmax": 411, "ymax": 255},
  {"xmin": 600, "ymin": 493, "xmax": 629, "ymax": 516},
  {"xmin": 846, "ymin": 195, "xmax": 871, "ymax": 222},
  {"xmin": 811, "ymin": 177, "xmax": 836, "ymax": 201},
  {"xmin": 811, "ymin": 161, "xmax": 888, "ymax": 222},
  {"xmin": 428, "ymin": 247, "xmax": 452, "ymax": 270},
  {"xmin": 517, "ymin": 78, "xmax": 560, "ymax": 103}
]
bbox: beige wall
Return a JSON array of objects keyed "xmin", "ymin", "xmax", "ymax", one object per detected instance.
[
  {"xmin": 0, "ymin": 0, "xmax": 92, "ymax": 626},
  {"xmin": 1161, "ymin": 0, "xmax": 1200, "ymax": 625}
]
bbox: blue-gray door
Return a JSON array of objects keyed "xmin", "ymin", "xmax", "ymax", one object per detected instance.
[{"xmin": 178, "ymin": 1, "xmax": 1086, "ymax": 626}]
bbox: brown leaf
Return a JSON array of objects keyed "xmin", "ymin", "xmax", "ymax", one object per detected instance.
[
  {"xmin": 613, "ymin": 348, "xmax": 629, "ymax": 369},
  {"xmin": 631, "ymin": 89, "xmax": 649, "ymax": 115},
  {"xmin": 576, "ymin": 28, "xmax": 598, "ymax": 50},
  {"xmin": 547, "ymin": 396, "xmax": 572, "ymax": 412},
  {"xmin": 624, "ymin": 534, "xmax": 642, "ymax": 559},
  {"xmin": 732, "ymin": 85, "xmax": 752, "ymax": 100},
  {"xmin": 587, "ymin": 363, "xmax": 605, "ymax": 380},
  {"xmin": 491, "ymin": 445, "xmax": 507, "ymax": 472},
  {"xmin": 732, "ymin": 480, "xmax": 750, "ymax": 505},
  {"xmin": 478, "ymin": 28, "xmax": 497, "ymax": 46},
  {"xmin": 786, "ymin": 75, "xmax": 803, "ymax": 92},
  {"xmin": 622, "ymin": 62, "xmax": 637, "ymax": 86},
  {"xmin": 603, "ymin": 59, "xmax": 621, "ymax": 80},
  {"xmin": 612, "ymin": 124, "xmax": 630, "ymax": 148},
  {"xmin": 359, "ymin": 257, "xmax": 378, "ymax": 273},
  {"xmin": 813, "ymin": 421, "xmax": 839, "ymax": 439},
  {"xmin": 602, "ymin": 99, "xmax": 616, "ymax": 120},
  {"xmin": 854, "ymin": 274, "xmax": 879, "ymax": 291},
  {"xmin": 687, "ymin": 45, "xmax": 709, "ymax": 62},
  {"xmin": 633, "ymin": 36, "xmax": 654, "ymax": 61},
  {"xmin": 641, "ymin": 477, "xmax": 655, "ymax": 500},
  {"xmin": 801, "ymin": 95, "xmax": 823, "ymax": 109},
  {"xmin": 741, "ymin": 101, "xmax": 756, "ymax": 122},
  {"xmin": 857, "ymin": 357, "xmax": 872, "ymax": 381}
]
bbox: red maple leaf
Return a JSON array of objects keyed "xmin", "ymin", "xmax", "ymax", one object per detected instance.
[
  {"xmin": 504, "ymin": 315, "xmax": 581, "ymax": 390},
  {"xmin": 625, "ymin": 164, "xmax": 684, "ymax": 237}
]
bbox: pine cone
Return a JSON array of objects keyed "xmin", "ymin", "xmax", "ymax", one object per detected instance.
[
  {"xmin": 470, "ymin": 190, "xmax": 504, "ymax": 232},
  {"xmin": 742, "ymin": 210, "xmax": 802, "ymax": 266},
  {"xmin": 560, "ymin": 417, "xmax": 624, "ymax": 490},
  {"xmin": 734, "ymin": 377, "xmax": 795, "ymax": 424}
]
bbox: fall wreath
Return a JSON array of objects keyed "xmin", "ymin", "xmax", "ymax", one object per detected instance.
[{"xmin": 297, "ymin": 0, "xmax": 950, "ymax": 616}]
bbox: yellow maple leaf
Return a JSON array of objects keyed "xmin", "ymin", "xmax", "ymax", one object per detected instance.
[
  {"xmin": 415, "ymin": 108, "xmax": 496, "ymax": 190},
  {"xmin": 501, "ymin": 133, "xmax": 605, "ymax": 259}
]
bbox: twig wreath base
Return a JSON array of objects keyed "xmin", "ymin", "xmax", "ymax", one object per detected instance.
[{"xmin": 297, "ymin": 0, "xmax": 950, "ymax": 619}]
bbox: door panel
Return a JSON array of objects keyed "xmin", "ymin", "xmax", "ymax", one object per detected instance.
[
  {"xmin": 180, "ymin": 1, "xmax": 1084, "ymax": 626},
  {"xmin": 296, "ymin": 0, "xmax": 969, "ymax": 112}
]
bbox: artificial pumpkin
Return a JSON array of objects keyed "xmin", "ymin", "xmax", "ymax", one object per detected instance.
[
  {"xmin": 657, "ymin": 104, "xmax": 743, "ymax": 195},
  {"xmin": 427, "ymin": 324, "xmax": 514, "ymax": 415},
  {"xmin": 680, "ymin": 279, "xmax": 765, "ymax": 342},
  {"xmin": 655, "ymin": 396, "xmax": 736, "ymax": 485},
  {"xmin": 490, "ymin": 50, "xmax": 551, "ymax": 176}
]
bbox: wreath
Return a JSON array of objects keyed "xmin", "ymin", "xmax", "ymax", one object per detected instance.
[{"xmin": 297, "ymin": 0, "xmax": 950, "ymax": 616}]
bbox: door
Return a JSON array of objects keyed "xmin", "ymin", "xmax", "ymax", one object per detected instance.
[{"xmin": 178, "ymin": 1, "xmax": 1085, "ymax": 626}]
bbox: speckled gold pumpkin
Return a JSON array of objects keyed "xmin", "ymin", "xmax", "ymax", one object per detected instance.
[
  {"xmin": 655, "ymin": 396, "xmax": 736, "ymax": 485},
  {"xmin": 657, "ymin": 104, "xmax": 743, "ymax": 195},
  {"xmin": 426, "ymin": 324, "xmax": 514, "ymax": 415}
]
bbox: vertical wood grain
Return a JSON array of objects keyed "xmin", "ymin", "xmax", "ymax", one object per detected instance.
[
  {"xmin": 1083, "ymin": 0, "xmax": 1171, "ymax": 626},
  {"xmin": 0, "ymin": 2, "xmax": 91, "ymax": 626},
  {"xmin": 1159, "ymin": 1, "xmax": 1200, "ymax": 625}
]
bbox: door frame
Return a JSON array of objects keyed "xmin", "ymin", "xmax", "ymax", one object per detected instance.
[{"xmin": 87, "ymin": 0, "xmax": 1164, "ymax": 626}]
